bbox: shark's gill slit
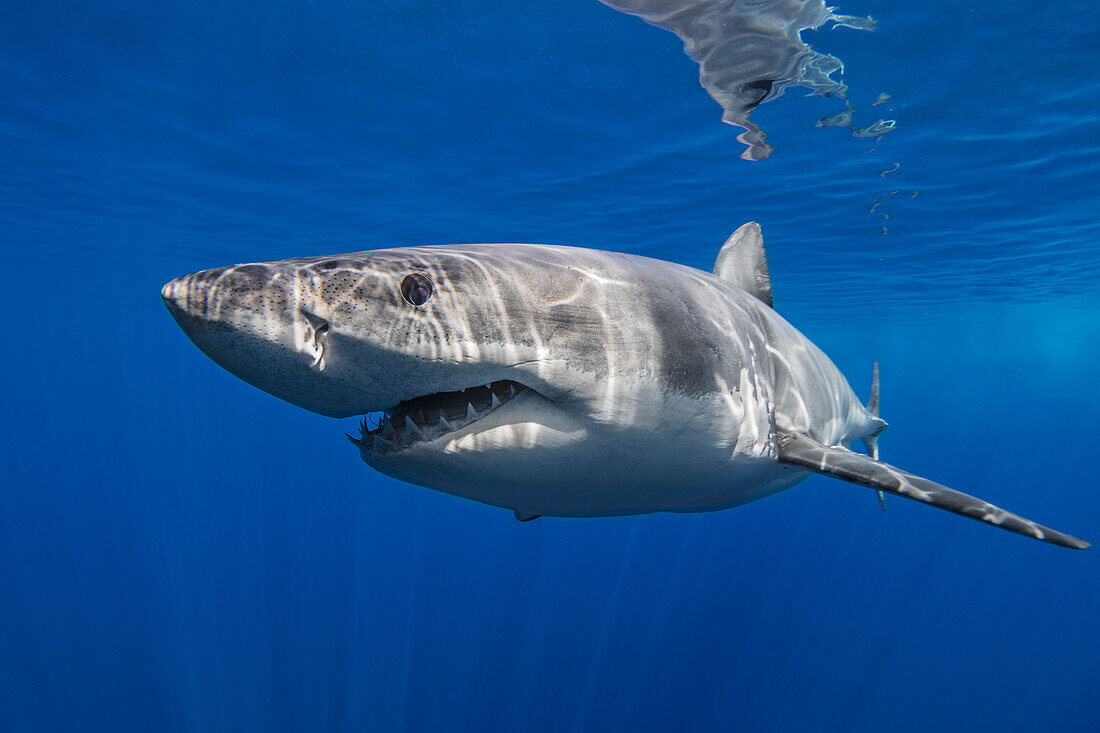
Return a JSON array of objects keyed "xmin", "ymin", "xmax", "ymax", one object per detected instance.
[{"xmin": 349, "ymin": 380, "xmax": 529, "ymax": 456}]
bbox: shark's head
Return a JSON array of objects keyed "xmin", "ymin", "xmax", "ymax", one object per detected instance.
[
  {"xmin": 164, "ymin": 244, "xmax": 723, "ymax": 508},
  {"xmin": 161, "ymin": 244, "xmax": 586, "ymax": 413},
  {"xmin": 165, "ymin": 249, "xmax": 512, "ymax": 417}
]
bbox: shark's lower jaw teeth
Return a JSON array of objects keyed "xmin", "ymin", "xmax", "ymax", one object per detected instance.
[{"xmin": 352, "ymin": 380, "xmax": 527, "ymax": 457}]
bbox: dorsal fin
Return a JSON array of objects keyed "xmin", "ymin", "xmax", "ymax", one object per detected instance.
[{"xmin": 712, "ymin": 222, "xmax": 773, "ymax": 307}]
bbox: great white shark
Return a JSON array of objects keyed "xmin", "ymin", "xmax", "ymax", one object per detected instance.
[{"xmin": 162, "ymin": 223, "xmax": 1089, "ymax": 549}]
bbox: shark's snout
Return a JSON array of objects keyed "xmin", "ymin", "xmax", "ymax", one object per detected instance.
[
  {"xmin": 162, "ymin": 273, "xmax": 211, "ymax": 351},
  {"xmin": 162, "ymin": 260, "xmax": 417, "ymax": 418},
  {"xmin": 162, "ymin": 263, "xmax": 354, "ymax": 416},
  {"xmin": 161, "ymin": 272, "xmax": 206, "ymax": 335},
  {"xmin": 162, "ymin": 266, "xmax": 255, "ymax": 329}
]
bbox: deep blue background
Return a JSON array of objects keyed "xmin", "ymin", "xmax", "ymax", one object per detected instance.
[{"xmin": 2, "ymin": 1, "xmax": 1098, "ymax": 731}]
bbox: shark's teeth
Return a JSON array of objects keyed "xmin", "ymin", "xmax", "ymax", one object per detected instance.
[{"xmin": 353, "ymin": 380, "xmax": 528, "ymax": 458}]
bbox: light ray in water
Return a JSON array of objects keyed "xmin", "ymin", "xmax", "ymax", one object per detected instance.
[{"xmin": 600, "ymin": 0, "xmax": 895, "ymax": 160}]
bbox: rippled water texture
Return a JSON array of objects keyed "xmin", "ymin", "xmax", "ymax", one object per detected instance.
[{"xmin": 600, "ymin": 0, "xmax": 893, "ymax": 159}]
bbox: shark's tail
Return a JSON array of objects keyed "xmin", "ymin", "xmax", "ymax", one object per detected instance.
[
  {"xmin": 867, "ymin": 362, "xmax": 881, "ymax": 422},
  {"xmin": 863, "ymin": 362, "xmax": 887, "ymax": 510}
]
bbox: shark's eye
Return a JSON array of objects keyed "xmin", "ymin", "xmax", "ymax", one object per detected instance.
[{"xmin": 400, "ymin": 273, "xmax": 433, "ymax": 306}]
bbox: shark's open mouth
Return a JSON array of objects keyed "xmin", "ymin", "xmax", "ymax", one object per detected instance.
[{"xmin": 349, "ymin": 380, "xmax": 530, "ymax": 457}]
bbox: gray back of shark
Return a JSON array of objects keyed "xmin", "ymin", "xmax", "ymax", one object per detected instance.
[{"xmin": 163, "ymin": 223, "xmax": 1089, "ymax": 549}]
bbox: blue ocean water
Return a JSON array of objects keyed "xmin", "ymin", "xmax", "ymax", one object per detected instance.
[{"xmin": 2, "ymin": 1, "xmax": 1099, "ymax": 730}]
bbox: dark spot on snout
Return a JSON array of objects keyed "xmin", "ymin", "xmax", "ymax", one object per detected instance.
[
  {"xmin": 230, "ymin": 264, "xmax": 274, "ymax": 292},
  {"xmin": 186, "ymin": 267, "xmax": 228, "ymax": 291}
]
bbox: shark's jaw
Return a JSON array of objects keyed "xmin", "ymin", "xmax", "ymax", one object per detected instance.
[{"xmin": 349, "ymin": 379, "xmax": 536, "ymax": 458}]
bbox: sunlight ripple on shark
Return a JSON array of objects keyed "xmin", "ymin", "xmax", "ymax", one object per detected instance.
[{"xmin": 163, "ymin": 224, "xmax": 1089, "ymax": 549}]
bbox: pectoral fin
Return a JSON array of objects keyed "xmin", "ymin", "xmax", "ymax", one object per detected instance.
[
  {"xmin": 514, "ymin": 510, "xmax": 541, "ymax": 522},
  {"xmin": 776, "ymin": 432, "xmax": 1089, "ymax": 550}
]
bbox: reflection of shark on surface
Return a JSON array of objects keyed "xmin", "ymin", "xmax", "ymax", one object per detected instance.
[
  {"xmin": 599, "ymin": 0, "xmax": 894, "ymax": 159},
  {"xmin": 163, "ymin": 223, "xmax": 1088, "ymax": 549}
]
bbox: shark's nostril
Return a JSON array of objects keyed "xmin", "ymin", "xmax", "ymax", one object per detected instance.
[
  {"xmin": 300, "ymin": 308, "xmax": 329, "ymax": 334},
  {"xmin": 301, "ymin": 309, "xmax": 330, "ymax": 371}
]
